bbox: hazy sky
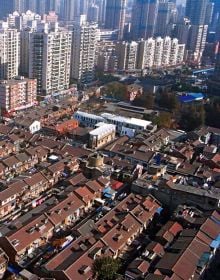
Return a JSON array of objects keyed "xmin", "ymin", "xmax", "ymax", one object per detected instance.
[{"xmin": 177, "ymin": 0, "xmax": 186, "ymax": 5}]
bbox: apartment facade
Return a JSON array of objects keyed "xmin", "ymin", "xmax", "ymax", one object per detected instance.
[
  {"xmin": 0, "ymin": 77, "xmax": 37, "ymax": 114},
  {"xmin": 187, "ymin": 24, "xmax": 208, "ymax": 63},
  {"xmin": 71, "ymin": 15, "xmax": 98, "ymax": 84},
  {"xmin": 0, "ymin": 23, "xmax": 20, "ymax": 80},
  {"xmin": 114, "ymin": 37, "xmax": 185, "ymax": 72},
  {"xmin": 116, "ymin": 41, "xmax": 138, "ymax": 71},
  {"xmin": 29, "ymin": 22, "xmax": 72, "ymax": 97},
  {"xmin": 138, "ymin": 37, "xmax": 185, "ymax": 69}
]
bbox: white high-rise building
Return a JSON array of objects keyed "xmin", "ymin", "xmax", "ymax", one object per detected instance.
[
  {"xmin": 162, "ymin": 37, "xmax": 172, "ymax": 66},
  {"xmin": 138, "ymin": 38, "xmax": 156, "ymax": 69},
  {"xmin": 116, "ymin": 41, "xmax": 138, "ymax": 71},
  {"xmin": 0, "ymin": 22, "xmax": 20, "ymax": 80},
  {"xmin": 136, "ymin": 37, "xmax": 185, "ymax": 70},
  {"xmin": 187, "ymin": 25, "xmax": 208, "ymax": 63},
  {"xmin": 6, "ymin": 10, "xmax": 41, "ymax": 30},
  {"xmin": 176, "ymin": 44, "xmax": 185, "ymax": 65},
  {"xmin": 153, "ymin": 37, "xmax": 164, "ymax": 68},
  {"xmin": 169, "ymin": 38, "xmax": 179, "ymax": 65},
  {"xmin": 29, "ymin": 22, "xmax": 72, "ymax": 97},
  {"xmin": 71, "ymin": 15, "xmax": 98, "ymax": 84}
]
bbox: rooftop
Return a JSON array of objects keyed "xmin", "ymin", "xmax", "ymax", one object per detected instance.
[{"xmin": 89, "ymin": 124, "xmax": 116, "ymax": 139}]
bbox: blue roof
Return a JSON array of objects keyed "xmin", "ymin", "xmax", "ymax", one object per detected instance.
[
  {"xmin": 210, "ymin": 240, "xmax": 220, "ymax": 249},
  {"xmin": 103, "ymin": 187, "xmax": 116, "ymax": 198},
  {"xmin": 210, "ymin": 234, "xmax": 220, "ymax": 249},
  {"xmin": 156, "ymin": 207, "xmax": 163, "ymax": 214},
  {"xmin": 179, "ymin": 93, "xmax": 204, "ymax": 103}
]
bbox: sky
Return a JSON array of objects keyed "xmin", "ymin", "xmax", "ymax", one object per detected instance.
[{"xmin": 176, "ymin": 0, "xmax": 186, "ymax": 5}]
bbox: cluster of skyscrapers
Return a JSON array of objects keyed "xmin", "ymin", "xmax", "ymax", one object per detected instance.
[{"xmin": 0, "ymin": 0, "xmax": 219, "ymax": 99}]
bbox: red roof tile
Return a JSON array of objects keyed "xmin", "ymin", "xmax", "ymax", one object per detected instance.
[{"xmin": 74, "ymin": 186, "xmax": 95, "ymax": 204}]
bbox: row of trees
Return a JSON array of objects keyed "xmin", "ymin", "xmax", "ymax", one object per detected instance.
[
  {"xmin": 142, "ymin": 92, "xmax": 220, "ymax": 131},
  {"xmin": 100, "ymin": 81, "xmax": 220, "ymax": 131}
]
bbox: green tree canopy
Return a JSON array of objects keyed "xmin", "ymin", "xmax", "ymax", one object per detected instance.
[
  {"xmin": 132, "ymin": 93, "xmax": 155, "ymax": 109},
  {"xmin": 92, "ymin": 256, "xmax": 121, "ymax": 280},
  {"xmin": 158, "ymin": 92, "xmax": 179, "ymax": 112},
  {"xmin": 156, "ymin": 112, "xmax": 173, "ymax": 128},
  {"xmin": 205, "ymin": 98, "xmax": 220, "ymax": 128},
  {"xmin": 144, "ymin": 112, "xmax": 173, "ymax": 128},
  {"xmin": 179, "ymin": 104, "xmax": 205, "ymax": 131},
  {"xmin": 103, "ymin": 82, "xmax": 127, "ymax": 101}
]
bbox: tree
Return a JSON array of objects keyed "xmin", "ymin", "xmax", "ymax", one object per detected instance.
[
  {"xmin": 156, "ymin": 112, "xmax": 173, "ymax": 128},
  {"xmin": 103, "ymin": 82, "xmax": 127, "ymax": 101},
  {"xmin": 132, "ymin": 93, "xmax": 154, "ymax": 109},
  {"xmin": 205, "ymin": 98, "xmax": 220, "ymax": 128},
  {"xmin": 179, "ymin": 104, "xmax": 205, "ymax": 131},
  {"xmin": 144, "ymin": 112, "xmax": 173, "ymax": 128},
  {"xmin": 157, "ymin": 92, "xmax": 179, "ymax": 111},
  {"xmin": 92, "ymin": 256, "xmax": 121, "ymax": 280}
]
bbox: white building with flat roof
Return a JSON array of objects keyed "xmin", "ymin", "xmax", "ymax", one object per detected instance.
[
  {"xmin": 74, "ymin": 111, "xmax": 154, "ymax": 135},
  {"xmin": 74, "ymin": 111, "xmax": 105, "ymax": 128},
  {"xmin": 100, "ymin": 113, "xmax": 152, "ymax": 134},
  {"xmin": 89, "ymin": 123, "xmax": 116, "ymax": 149}
]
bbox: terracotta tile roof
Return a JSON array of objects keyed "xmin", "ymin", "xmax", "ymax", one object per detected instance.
[
  {"xmin": 104, "ymin": 136, "xmax": 129, "ymax": 150},
  {"xmin": 11, "ymin": 129, "xmax": 33, "ymax": 141},
  {"xmin": 127, "ymin": 258, "xmax": 150, "ymax": 275},
  {"xmin": 0, "ymin": 181, "xmax": 27, "ymax": 202},
  {"xmin": 68, "ymin": 173, "xmax": 87, "ymax": 186},
  {"xmin": 2, "ymin": 156, "xmax": 19, "ymax": 168},
  {"xmin": 46, "ymin": 193, "xmax": 84, "ymax": 226},
  {"xmin": 142, "ymin": 198, "xmax": 158, "ymax": 212},
  {"xmin": 172, "ymin": 238, "xmax": 210, "ymax": 280},
  {"xmin": 0, "ymin": 124, "xmax": 13, "ymax": 135},
  {"xmin": 47, "ymin": 161, "xmax": 65, "ymax": 174},
  {"xmin": 212, "ymin": 210, "xmax": 220, "ymax": 221},
  {"xmin": 24, "ymin": 172, "xmax": 48, "ymax": 188},
  {"xmin": 85, "ymin": 180, "xmax": 103, "ymax": 193},
  {"xmin": 61, "ymin": 145, "xmax": 90, "ymax": 158},
  {"xmin": 15, "ymin": 153, "xmax": 30, "ymax": 163},
  {"xmin": 47, "ymin": 240, "xmax": 111, "ymax": 280},
  {"xmin": 200, "ymin": 217, "xmax": 220, "ymax": 240},
  {"xmin": 195, "ymin": 230, "xmax": 212, "ymax": 246},
  {"xmin": 6, "ymin": 214, "xmax": 54, "ymax": 253},
  {"xmin": 42, "ymin": 195, "xmax": 161, "ymax": 278},
  {"xmin": 101, "ymin": 213, "xmax": 142, "ymax": 253},
  {"xmin": 35, "ymin": 138, "xmax": 65, "ymax": 150},
  {"xmin": 145, "ymin": 242, "xmax": 165, "ymax": 256},
  {"xmin": 74, "ymin": 186, "xmax": 95, "ymax": 204},
  {"xmin": 25, "ymin": 146, "xmax": 49, "ymax": 158},
  {"xmin": 163, "ymin": 221, "xmax": 183, "ymax": 237},
  {"xmin": 8, "ymin": 133, "xmax": 21, "ymax": 143},
  {"xmin": 96, "ymin": 176, "xmax": 110, "ymax": 187}
]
